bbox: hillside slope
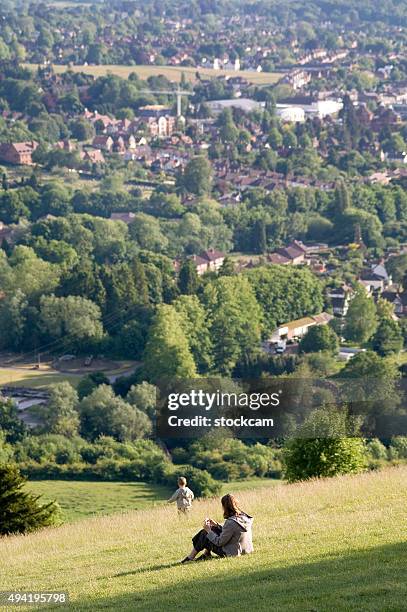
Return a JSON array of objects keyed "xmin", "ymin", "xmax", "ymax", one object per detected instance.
[{"xmin": 1, "ymin": 467, "xmax": 406, "ymax": 611}]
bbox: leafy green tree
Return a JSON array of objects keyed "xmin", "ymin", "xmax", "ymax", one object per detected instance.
[
  {"xmin": 371, "ymin": 319, "xmax": 403, "ymax": 356},
  {"xmin": 178, "ymin": 259, "xmax": 200, "ymax": 295},
  {"xmin": 344, "ymin": 287, "xmax": 377, "ymax": 344},
  {"xmin": 387, "ymin": 253, "xmax": 407, "ymax": 283},
  {"xmin": 245, "ymin": 266, "xmax": 324, "ymax": 336},
  {"xmin": 79, "ymin": 385, "xmax": 151, "ymax": 442},
  {"xmin": 132, "ymin": 257, "xmax": 149, "ymax": 307},
  {"xmin": 299, "ymin": 325, "xmax": 339, "ymax": 354},
  {"xmin": 77, "ymin": 372, "xmax": 110, "ymax": 400},
  {"xmin": 143, "ymin": 304, "xmax": 197, "ymax": 382},
  {"xmin": 375, "ymin": 296, "xmax": 395, "ymax": 321},
  {"xmin": 0, "ymin": 464, "xmax": 59, "ymax": 536},
  {"xmin": 126, "ymin": 382, "xmax": 157, "ymax": 418},
  {"xmin": 334, "ymin": 179, "xmax": 351, "ymax": 215},
  {"xmin": 218, "ymin": 108, "xmax": 238, "ymax": 144},
  {"xmin": 0, "ymin": 191, "xmax": 29, "ymax": 223},
  {"xmin": 218, "ymin": 257, "xmax": 236, "ymax": 276},
  {"xmin": 268, "ymin": 127, "xmax": 283, "ymax": 150},
  {"xmin": 59, "ymin": 258, "xmax": 106, "ymax": 309},
  {"xmin": 204, "ymin": 276, "xmax": 262, "ymax": 375},
  {"xmin": 340, "ymin": 351, "xmax": 401, "ymax": 422},
  {"xmin": 2, "ymin": 247, "xmax": 60, "ymax": 301},
  {"xmin": 174, "ymin": 295, "xmax": 213, "ymax": 373},
  {"xmin": 0, "ymin": 397, "xmax": 27, "ymax": 443},
  {"xmin": 39, "ymin": 295, "xmax": 104, "ymax": 350},
  {"xmin": 283, "ymin": 409, "xmax": 366, "ymax": 482},
  {"xmin": 182, "ymin": 156, "xmax": 212, "ymax": 196},
  {"xmin": 37, "ymin": 182, "xmax": 72, "ymax": 218},
  {"xmin": 41, "ymin": 382, "xmax": 80, "ymax": 437},
  {"xmin": 0, "ymin": 289, "xmax": 27, "ymax": 350},
  {"xmin": 253, "ymin": 218, "xmax": 267, "ymax": 254},
  {"xmin": 69, "ymin": 118, "xmax": 95, "ymax": 141},
  {"xmin": 129, "ymin": 213, "xmax": 168, "ymax": 252}
]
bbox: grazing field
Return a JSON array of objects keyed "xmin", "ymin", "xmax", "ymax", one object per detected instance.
[
  {"xmin": 27, "ymin": 478, "xmax": 281, "ymax": 522},
  {"xmin": 24, "ymin": 63, "xmax": 282, "ymax": 85},
  {"xmin": 2, "ymin": 467, "xmax": 406, "ymax": 611}
]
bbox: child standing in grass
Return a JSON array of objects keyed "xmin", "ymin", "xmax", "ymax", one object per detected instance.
[{"xmin": 167, "ymin": 477, "xmax": 194, "ymax": 515}]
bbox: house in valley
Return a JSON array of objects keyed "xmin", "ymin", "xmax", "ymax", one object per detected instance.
[
  {"xmin": 0, "ymin": 141, "xmax": 38, "ymax": 165},
  {"xmin": 269, "ymin": 312, "xmax": 333, "ymax": 343},
  {"xmin": 268, "ymin": 240, "xmax": 308, "ymax": 265}
]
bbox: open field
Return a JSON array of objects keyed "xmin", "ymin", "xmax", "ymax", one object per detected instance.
[
  {"xmin": 0, "ymin": 354, "xmax": 138, "ymax": 389},
  {"xmin": 27, "ymin": 481, "xmax": 173, "ymax": 522},
  {"xmin": 0, "ymin": 367, "xmax": 82, "ymax": 389},
  {"xmin": 27, "ymin": 478, "xmax": 281, "ymax": 522},
  {"xmin": 24, "ymin": 63, "xmax": 282, "ymax": 85},
  {"xmin": 2, "ymin": 466, "xmax": 406, "ymax": 611}
]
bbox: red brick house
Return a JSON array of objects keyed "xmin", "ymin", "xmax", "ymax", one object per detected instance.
[{"xmin": 0, "ymin": 141, "xmax": 38, "ymax": 165}]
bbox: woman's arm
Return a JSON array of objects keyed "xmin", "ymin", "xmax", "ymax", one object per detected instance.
[{"xmin": 205, "ymin": 520, "xmax": 235, "ymax": 547}]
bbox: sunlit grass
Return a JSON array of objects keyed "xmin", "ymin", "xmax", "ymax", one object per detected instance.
[
  {"xmin": 2, "ymin": 466, "xmax": 406, "ymax": 611},
  {"xmin": 27, "ymin": 478, "xmax": 282, "ymax": 522},
  {"xmin": 24, "ymin": 63, "xmax": 282, "ymax": 85}
]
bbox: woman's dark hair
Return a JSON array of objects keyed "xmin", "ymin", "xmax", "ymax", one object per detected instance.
[{"xmin": 221, "ymin": 494, "xmax": 242, "ymax": 518}]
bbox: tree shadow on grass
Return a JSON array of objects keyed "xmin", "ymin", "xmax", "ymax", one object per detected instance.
[{"xmin": 64, "ymin": 542, "xmax": 407, "ymax": 611}]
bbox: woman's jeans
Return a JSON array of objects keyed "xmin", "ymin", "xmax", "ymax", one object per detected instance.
[{"xmin": 192, "ymin": 528, "xmax": 226, "ymax": 557}]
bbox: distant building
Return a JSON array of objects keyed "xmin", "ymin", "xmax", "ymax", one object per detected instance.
[
  {"xmin": 207, "ymin": 98, "xmax": 265, "ymax": 115},
  {"xmin": 359, "ymin": 263, "xmax": 392, "ymax": 294},
  {"xmin": 0, "ymin": 141, "xmax": 38, "ymax": 165},
  {"xmin": 276, "ymin": 106, "xmax": 305, "ymax": 123},
  {"xmin": 175, "ymin": 249, "xmax": 226, "ymax": 276},
  {"xmin": 80, "ymin": 149, "xmax": 105, "ymax": 164},
  {"xmin": 277, "ymin": 97, "xmax": 342, "ymax": 119},
  {"xmin": 146, "ymin": 115, "xmax": 176, "ymax": 138},
  {"xmin": 268, "ymin": 240, "xmax": 308, "ymax": 265},
  {"xmin": 269, "ymin": 312, "xmax": 333, "ymax": 343},
  {"xmin": 327, "ymin": 285, "xmax": 353, "ymax": 317},
  {"xmin": 138, "ymin": 105, "xmax": 172, "ymax": 118},
  {"xmin": 92, "ymin": 135, "xmax": 114, "ymax": 151},
  {"xmin": 381, "ymin": 287, "xmax": 407, "ymax": 317}
]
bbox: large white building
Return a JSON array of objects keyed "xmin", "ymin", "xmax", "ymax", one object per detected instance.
[
  {"xmin": 276, "ymin": 98, "xmax": 343, "ymax": 121},
  {"xmin": 276, "ymin": 106, "xmax": 306, "ymax": 122},
  {"xmin": 207, "ymin": 98, "xmax": 265, "ymax": 114}
]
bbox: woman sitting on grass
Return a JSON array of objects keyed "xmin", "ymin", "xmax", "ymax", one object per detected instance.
[{"xmin": 181, "ymin": 494, "xmax": 254, "ymax": 563}]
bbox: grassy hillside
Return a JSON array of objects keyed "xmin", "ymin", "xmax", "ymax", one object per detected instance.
[
  {"xmin": 24, "ymin": 63, "xmax": 281, "ymax": 85},
  {"xmin": 2, "ymin": 467, "xmax": 406, "ymax": 611},
  {"xmin": 27, "ymin": 478, "xmax": 281, "ymax": 522},
  {"xmin": 27, "ymin": 481, "xmax": 173, "ymax": 522}
]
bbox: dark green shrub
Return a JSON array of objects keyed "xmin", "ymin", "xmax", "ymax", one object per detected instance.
[
  {"xmin": 283, "ymin": 437, "xmax": 367, "ymax": 482},
  {"xmin": 366, "ymin": 439, "xmax": 388, "ymax": 461},
  {"xmin": 388, "ymin": 436, "xmax": 407, "ymax": 460},
  {"xmin": 283, "ymin": 409, "xmax": 367, "ymax": 482}
]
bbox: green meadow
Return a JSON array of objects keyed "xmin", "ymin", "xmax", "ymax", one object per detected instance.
[{"xmin": 2, "ymin": 466, "xmax": 406, "ymax": 611}]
